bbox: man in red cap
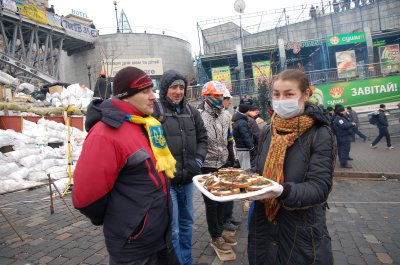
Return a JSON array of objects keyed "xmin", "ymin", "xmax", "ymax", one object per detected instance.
[
  {"xmin": 93, "ymin": 71, "xmax": 110, "ymax": 99},
  {"xmin": 73, "ymin": 66, "xmax": 180, "ymax": 264}
]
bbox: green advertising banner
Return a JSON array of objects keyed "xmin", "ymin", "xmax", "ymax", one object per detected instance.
[
  {"xmin": 252, "ymin": 61, "xmax": 271, "ymax": 87},
  {"xmin": 312, "ymin": 76, "xmax": 400, "ymax": 111},
  {"xmin": 211, "ymin": 66, "xmax": 232, "ymax": 90},
  {"xmin": 327, "ymin": 32, "xmax": 366, "ymax": 46}
]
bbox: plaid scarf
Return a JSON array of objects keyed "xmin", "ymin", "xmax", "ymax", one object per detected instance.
[
  {"xmin": 125, "ymin": 115, "xmax": 176, "ymax": 179},
  {"xmin": 263, "ymin": 114, "xmax": 315, "ymax": 221}
]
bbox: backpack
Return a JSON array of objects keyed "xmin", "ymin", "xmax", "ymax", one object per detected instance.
[{"xmin": 368, "ymin": 112, "xmax": 379, "ymax": 125}]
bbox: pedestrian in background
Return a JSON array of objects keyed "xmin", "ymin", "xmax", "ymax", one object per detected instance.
[
  {"xmin": 333, "ymin": 105, "xmax": 356, "ymax": 168},
  {"xmin": 199, "ymin": 81, "xmax": 238, "ymax": 254},
  {"xmin": 246, "ymin": 109, "xmax": 260, "ymax": 169},
  {"xmin": 73, "ymin": 67, "xmax": 180, "ymax": 264},
  {"xmin": 154, "ymin": 69, "xmax": 208, "ymax": 265},
  {"xmin": 371, "ymin": 104, "xmax": 394, "ymax": 149},
  {"xmin": 94, "ymin": 71, "xmax": 110, "ymax": 100},
  {"xmin": 309, "ymin": 5, "xmax": 316, "ymax": 18},
  {"xmin": 221, "ymin": 88, "xmax": 242, "ymax": 232},
  {"xmin": 347, "ymin": 106, "xmax": 367, "ymax": 142},
  {"xmin": 247, "ymin": 69, "xmax": 335, "ymax": 265},
  {"xmin": 333, "ymin": 0, "xmax": 340, "ymax": 13},
  {"xmin": 233, "ymin": 104, "xmax": 254, "ymax": 170}
]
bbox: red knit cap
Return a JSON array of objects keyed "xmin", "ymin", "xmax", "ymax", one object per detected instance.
[{"xmin": 113, "ymin": 67, "xmax": 153, "ymax": 99}]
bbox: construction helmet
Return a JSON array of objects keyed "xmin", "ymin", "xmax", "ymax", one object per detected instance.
[
  {"xmin": 100, "ymin": 71, "xmax": 106, "ymax": 76},
  {"xmin": 223, "ymin": 88, "xmax": 232, "ymax": 98},
  {"xmin": 201, "ymin": 81, "xmax": 226, "ymax": 97}
]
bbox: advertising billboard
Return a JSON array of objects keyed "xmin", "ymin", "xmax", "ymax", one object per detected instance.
[
  {"xmin": 336, "ymin": 50, "xmax": 357, "ymax": 79},
  {"xmin": 211, "ymin": 66, "xmax": 232, "ymax": 90},
  {"xmin": 252, "ymin": 61, "xmax": 271, "ymax": 87},
  {"xmin": 379, "ymin": 44, "xmax": 400, "ymax": 74},
  {"xmin": 314, "ymin": 76, "xmax": 400, "ymax": 112}
]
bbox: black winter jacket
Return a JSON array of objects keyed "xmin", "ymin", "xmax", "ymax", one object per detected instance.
[
  {"xmin": 248, "ymin": 104, "xmax": 336, "ymax": 265},
  {"xmin": 233, "ymin": 112, "xmax": 254, "ymax": 150},
  {"xmin": 93, "ymin": 76, "xmax": 110, "ymax": 99},
  {"xmin": 333, "ymin": 113, "xmax": 354, "ymax": 138},
  {"xmin": 153, "ymin": 70, "xmax": 208, "ymax": 185},
  {"xmin": 377, "ymin": 109, "xmax": 389, "ymax": 128}
]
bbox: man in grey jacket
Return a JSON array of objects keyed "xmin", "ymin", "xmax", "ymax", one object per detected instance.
[
  {"xmin": 346, "ymin": 106, "xmax": 367, "ymax": 142},
  {"xmin": 153, "ymin": 70, "xmax": 208, "ymax": 265}
]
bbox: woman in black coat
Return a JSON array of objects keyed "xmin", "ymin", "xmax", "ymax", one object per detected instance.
[{"xmin": 247, "ymin": 69, "xmax": 336, "ymax": 265}]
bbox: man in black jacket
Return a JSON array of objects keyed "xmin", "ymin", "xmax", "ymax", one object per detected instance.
[
  {"xmin": 94, "ymin": 71, "xmax": 110, "ymax": 99},
  {"xmin": 371, "ymin": 104, "xmax": 394, "ymax": 149},
  {"xmin": 333, "ymin": 105, "xmax": 356, "ymax": 168},
  {"xmin": 153, "ymin": 69, "xmax": 208, "ymax": 265},
  {"xmin": 233, "ymin": 104, "xmax": 254, "ymax": 170}
]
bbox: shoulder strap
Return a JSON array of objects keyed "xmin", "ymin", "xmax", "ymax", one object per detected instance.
[
  {"xmin": 185, "ymin": 104, "xmax": 196, "ymax": 126},
  {"xmin": 153, "ymin": 99, "xmax": 166, "ymax": 123}
]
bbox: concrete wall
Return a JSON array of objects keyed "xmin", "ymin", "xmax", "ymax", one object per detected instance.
[
  {"xmin": 203, "ymin": 0, "xmax": 400, "ymax": 54},
  {"xmin": 59, "ymin": 33, "xmax": 194, "ymax": 88}
]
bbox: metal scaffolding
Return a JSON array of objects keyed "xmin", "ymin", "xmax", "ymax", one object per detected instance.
[{"xmin": 0, "ymin": 8, "xmax": 95, "ymax": 84}]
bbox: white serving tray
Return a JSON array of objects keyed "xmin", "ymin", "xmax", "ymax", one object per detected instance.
[{"xmin": 193, "ymin": 174, "xmax": 279, "ymax": 202}]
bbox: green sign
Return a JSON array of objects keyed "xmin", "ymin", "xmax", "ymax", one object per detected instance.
[
  {"xmin": 313, "ymin": 76, "xmax": 400, "ymax": 109},
  {"xmin": 373, "ymin": 40, "xmax": 387, "ymax": 47},
  {"xmin": 327, "ymin": 32, "xmax": 366, "ymax": 46}
]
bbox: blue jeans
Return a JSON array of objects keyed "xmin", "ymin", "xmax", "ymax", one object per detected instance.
[{"xmin": 170, "ymin": 183, "xmax": 194, "ymax": 265}]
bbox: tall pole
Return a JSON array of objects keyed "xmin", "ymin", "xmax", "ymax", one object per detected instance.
[
  {"xmin": 376, "ymin": 0, "xmax": 382, "ymax": 31},
  {"xmin": 239, "ymin": 14, "xmax": 243, "ymax": 48},
  {"xmin": 284, "ymin": 8, "xmax": 290, "ymax": 41},
  {"xmin": 113, "ymin": 1, "xmax": 120, "ymax": 33},
  {"xmin": 87, "ymin": 65, "xmax": 92, "ymax": 90}
]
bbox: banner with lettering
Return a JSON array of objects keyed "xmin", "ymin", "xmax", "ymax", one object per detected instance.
[
  {"xmin": 46, "ymin": 13, "xmax": 63, "ymax": 29},
  {"xmin": 62, "ymin": 18, "xmax": 98, "ymax": 42},
  {"xmin": 211, "ymin": 66, "xmax": 232, "ymax": 90},
  {"xmin": 313, "ymin": 76, "xmax": 400, "ymax": 112},
  {"xmin": 327, "ymin": 32, "xmax": 366, "ymax": 46},
  {"xmin": 16, "ymin": 2, "xmax": 49, "ymax": 25},
  {"xmin": 252, "ymin": 61, "xmax": 271, "ymax": 87},
  {"xmin": 379, "ymin": 44, "xmax": 400, "ymax": 74},
  {"xmin": 103, "ymin": 58, "xmax": 163, "ymax": 77},
  {"xmin": 336, "ymin": 50, "xmax": 357, "ymax": 78}
]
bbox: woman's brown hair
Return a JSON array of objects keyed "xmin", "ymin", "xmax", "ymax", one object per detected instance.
[{"xmin": 272, "ymin": 69, "xmax": 312, "ymax": 95}]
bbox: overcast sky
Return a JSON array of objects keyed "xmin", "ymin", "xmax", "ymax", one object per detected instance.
[{"xmin": 51, "ymin": 0, "xmax": 322, "ymax": 55}]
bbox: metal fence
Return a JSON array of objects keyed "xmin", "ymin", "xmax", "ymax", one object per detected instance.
[{"xmin": 187, "ymin": 62, "xmax": 399, "ymax": 100}]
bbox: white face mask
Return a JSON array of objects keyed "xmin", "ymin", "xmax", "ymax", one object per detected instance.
[{"xmin": 272, "ymin": 97, "xmax": 302, "ymax": 119}]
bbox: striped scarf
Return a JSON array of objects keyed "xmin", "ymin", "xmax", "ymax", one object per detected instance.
[
  {"xmin": 125, "ymin": 115, "xmax": 176, "ymax": 179},
  {"xmin": 263, "ymin": 114, "xmax": 315, "ymax": 221}
]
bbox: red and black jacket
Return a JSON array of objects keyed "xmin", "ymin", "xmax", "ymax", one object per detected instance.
[{"xmin": 72, "ymin": 99, "xmax": 172, "ymax": 263}]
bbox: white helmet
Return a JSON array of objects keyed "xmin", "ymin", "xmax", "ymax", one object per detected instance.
[{"xmin": 223, "ymin": 88, "xmax": 232, "ymax": 98}]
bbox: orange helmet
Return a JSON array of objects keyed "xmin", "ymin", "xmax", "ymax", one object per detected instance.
[
  {"xmin": 100, "ymin": 71, "xmax": 106, "ymax": 76},
  {"xmin": 201, "ymin": 81, "xmax": 226, "ymax": 97}
]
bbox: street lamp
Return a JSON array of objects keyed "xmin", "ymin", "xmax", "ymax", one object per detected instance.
[
  {"xmin": 113, "ymin": 1, "xmax": 120, "ymax": 33},
  {"xmin": 87, "ymin": 65, "xmax": 92, "ymax": 90},
  {"xmin": 234, "ymin": 0, "xmax": 246, "ymax": 99}
]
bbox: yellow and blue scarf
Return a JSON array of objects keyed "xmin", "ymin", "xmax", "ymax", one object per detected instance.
[{"xmin": 125, "ymin": 115, "xmax": 176, "ymax": 179}]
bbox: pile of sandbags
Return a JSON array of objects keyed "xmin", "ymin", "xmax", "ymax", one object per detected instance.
[{"xmin": 0, "ymin": 118, "xmax": 87, "ymax": 193}]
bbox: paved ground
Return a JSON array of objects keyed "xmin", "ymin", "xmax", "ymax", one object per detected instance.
[
  {"xmin": 1, "ymin": 140, "xmax": 400, "ymax": 265},
  {"xmin": 334, "ymin": 137, "xmax": 400, "ymax": 179}
]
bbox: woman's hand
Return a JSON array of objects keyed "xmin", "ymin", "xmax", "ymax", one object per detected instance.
[{"xmin": 247, "ymin": 184, "xmax": 283, "ymax": 201}]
